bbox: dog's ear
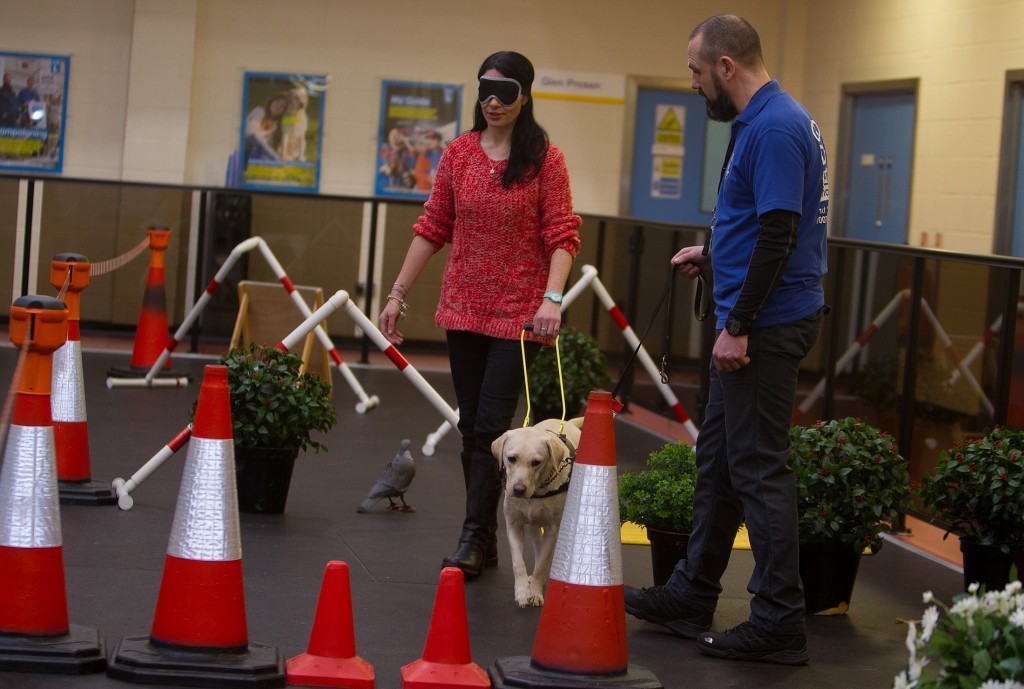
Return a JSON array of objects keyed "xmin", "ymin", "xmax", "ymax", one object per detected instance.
[
  {"xmin": 491, "ymin": 432, "xmax": 510, "ymax": 464},
  {"xmin": 546, "ymin": 435, "xmax": 568, "ymax": 464}
]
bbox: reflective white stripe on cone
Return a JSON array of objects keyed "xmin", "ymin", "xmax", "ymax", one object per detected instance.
[
  {"xmin": 51, "ymin": 336, "xmax": 115, "ymax": 504},
  {"xmin": 0, "ymin": 294, "xmax": 105, "ymax": 674}
]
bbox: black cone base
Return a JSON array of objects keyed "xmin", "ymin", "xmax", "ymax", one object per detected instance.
[
  {"xmin": 489, "ymin": 656, "xmax": 663, "ymax": 689},
  {"xmin": 106, "ymin": 635, "xmax": 285, "ymax": 688},
  {"xmin": 0, "ymin": 623, "xmax": 106, "ymax": 674},
  {"xmin": 58, "ymin": 479, "xmax": 117, "ymax": 506}
]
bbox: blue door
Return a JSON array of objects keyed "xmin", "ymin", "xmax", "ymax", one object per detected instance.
[
  {"xmin": 1011, "ymin": 100, "xmax": 1024, "ymax": 256},
  {"xmin": 843, "ymin": 92, "xmax": 916, "ymax": 243},
  {"xmin": 628, "ymin": 88, "xmax": 729, "ymax": 225}
]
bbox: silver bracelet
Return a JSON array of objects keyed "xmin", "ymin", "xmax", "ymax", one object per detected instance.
[{"xmin": 386, "ymin": 293, "xmax": 408, "ymax": 319}]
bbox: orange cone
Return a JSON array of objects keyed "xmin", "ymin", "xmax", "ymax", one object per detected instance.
[
  {"xmin": 286, "ymin": 561, "xmax": 375, "ymax": 688},
  {"xmin": 0, "ymin": 295, "xmax": 106, "ymax": 674},
  {"xmin": 106, "ymin": 364, "xmax": 285, "ymax": 687},
  {"xmin": 49, "ymin": 253, "xmax": 115, "ymax": 505},
  {"xmin": 400, "ymin": 567, "xmax": 489, "ymax": 689},
  {"xmin": 107, "ymin": 227, "xmax": 178, "ymax": 379},
  {"xmin": 489, "ymin": 391, "xmax": 662, "ymax": 689}
]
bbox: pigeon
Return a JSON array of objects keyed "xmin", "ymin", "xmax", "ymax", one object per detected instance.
[{"xmin": 357, "ymin": 439, "xmax": 416, "ymax": 513}]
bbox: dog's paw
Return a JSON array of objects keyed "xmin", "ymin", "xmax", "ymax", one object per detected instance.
[
  {"xmin": 514, "ymin": 577, "xmax": 545, "ymax": 607},
  {"xmin": 515, "ymin": 590, "xmax": 544, "ymax": 607}
]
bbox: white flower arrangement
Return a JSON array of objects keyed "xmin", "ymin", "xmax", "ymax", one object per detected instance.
[{"xmin": 893, "ymin": 580, "xmax": 1024, "ymax": 689}]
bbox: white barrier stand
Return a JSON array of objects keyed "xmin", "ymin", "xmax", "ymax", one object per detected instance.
[
  {"xmin": 111, "ymin": 290, "xmax": 366, "ymax": 509},
  {"xmin": 794, "ymin": 289, "xmax": 997, "ymax": 422},
  {"xmin": 793, "ymin": 289, "xmax": 908, "ymax": 423},
  {"xmin": 106, "ymin": 237, "xmax": 379, "ymax": 414},
  {"xmin": 919, "ymin": 298, "xmax": 994, "ymax": 417}
]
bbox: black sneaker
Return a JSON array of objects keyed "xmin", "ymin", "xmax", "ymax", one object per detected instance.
[
  {"xmin": 623, "ymin": 585, "xmax": 713, "ymax": 639},
  {"xmin": 697, "ymin": 621, "xmax": 809, "ymax": 665}
]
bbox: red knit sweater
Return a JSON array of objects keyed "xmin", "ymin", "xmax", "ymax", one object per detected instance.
[{"xmin": 414, "ymin": 131, "xmax": 582, "ymax": 340}]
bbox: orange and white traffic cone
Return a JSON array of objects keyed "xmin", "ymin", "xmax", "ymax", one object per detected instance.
[
  {"xmin": 108, "ymin": 227, "xmax": 181, "ymax": 380},
  {"xmin": 489, "ymin": 391, "xmax": 662, "ymax": 689},
  {"xmin": 105, "ymin": 364, "xmax": 285, "ymax": 687},
  {"xmin": 0, "ymin": 295, "xmax": 106, "ymax": 674},
  {"xmin": 400, "ymin": 567, "xmax": 489, "ymax": 689},
  {"xmin": 286, "ymin": 561, "xmax": 375, "ymax": 688},
  {"xmin": 49, "ymin": 253, "xmax": 115, "ymax": 505}
]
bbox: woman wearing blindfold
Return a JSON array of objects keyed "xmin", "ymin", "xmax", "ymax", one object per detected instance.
[{"xmin": 379, "ymin": 50, "xmax": 581, "ymax": 579}]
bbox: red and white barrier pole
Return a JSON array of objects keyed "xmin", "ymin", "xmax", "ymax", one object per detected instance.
[
  {"xmin": 919, "ymin": 298, "xmax": 994, "ymax": 417},
  {"xmin": 793, "ymin": 289, "xmax": 908, "ymax": 423},
  {"xmin": 586, "ymin": 268, "xmax": 699, "ymax": 443},
  {"xmin": 106, "ymin": 237, "xmax": 378, "ymax": 412},
  {"xmin": 948, "ymin": 313, "xmax": 1004, "ymax": 385},
  {"xmin": 338, "ymin": 295, "xmax": 460, "ymax": 429},
  {"xmin": 112, "ymin": 289, "xmax": 356, "ymax": 510},
  {"xmin": 111, "ymin": 425, "xmax": 192, "ymax": 511}
]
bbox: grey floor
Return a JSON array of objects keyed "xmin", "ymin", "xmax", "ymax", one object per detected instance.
[{"xmin": 0, "ymin": 347, "xmax": 964, "ymax": 689}]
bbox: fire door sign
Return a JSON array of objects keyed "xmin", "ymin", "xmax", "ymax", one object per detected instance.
[{"xmin": 651, "ymin": 104, "xmax": 685, "ymax": 200}]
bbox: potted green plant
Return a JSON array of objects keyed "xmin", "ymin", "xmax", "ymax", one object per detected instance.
[
  {"xmin": 893, "ymin": 579, "xmax": 1024, "ymax": 689},
  {"xmin": 526, "ymin": 325, "xmax": 611, "ymax": 421},
  {"xmin": 190, "ymin": 343, "xmax": 337, "ymax": 514},
  {"xmin": 788, "ymin": 417, "xmax": 911, "ymax": 614},
  {"xmin": 618, "ymin": 440, "xmax": 698, "ymax": 585},
  {"xmin": 917, "ymin": 426, "xmax": 1024, "ymax": 592}
]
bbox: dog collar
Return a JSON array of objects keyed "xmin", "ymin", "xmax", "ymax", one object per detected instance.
[{"xmin": 533, "ymin": 432, "xmax": 576, "ymax": 499}]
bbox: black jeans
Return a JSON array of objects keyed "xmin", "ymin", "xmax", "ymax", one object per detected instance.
[
  {"xmin": 666, "ymin": 310, "xmax": 823, "ymax": 635},
  {"xmin": 446, "ymin": 330, "xmax": 540, "ymax": 546}
]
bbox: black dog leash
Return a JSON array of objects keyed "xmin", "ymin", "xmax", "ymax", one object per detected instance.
[{"xmin": 611, "ymin": 263, "xmax": 679, "ymax": 401}]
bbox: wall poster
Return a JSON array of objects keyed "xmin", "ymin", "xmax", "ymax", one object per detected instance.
[
  {"xmin": 0, "ymin": 51, "xmax": 69, "ymax": 173},
  {"xmin": 375, "ymin": 80, "xmax": 461, "ymax": 199},
  {"xmin": 238, "ymin": 71, "xmax": 326, "ymax": 192}
]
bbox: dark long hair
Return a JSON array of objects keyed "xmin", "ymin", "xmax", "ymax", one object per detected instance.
[{"xmin": 472, "ymin": 51, "xmax": 549, "ymax": 188}]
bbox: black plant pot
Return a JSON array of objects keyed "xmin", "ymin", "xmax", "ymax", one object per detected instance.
[
  {"xmin": 960, "ymin": 540, "xmax": 1024, "ymax": 593},
  {"xmin": 647, "ymin": 527, "xmax": 689, "ymax": 586},
  {"xmin": 799, "ymin": 540, "xmax": 862, "ymax": 615},
  {"xmin": 234, "ymin": 446, "xmax": 299, "ymax": 514}
]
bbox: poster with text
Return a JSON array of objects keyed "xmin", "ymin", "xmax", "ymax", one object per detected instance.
[
  {"xmin": 0, "ymin": 51, "xmax": 69, "ymax": 173},
  {"xmin": 375, "ymin": 80, "xmax": 461, "ymax": 199},
  {"xmin": 238, "ymin": 71, "xmax": 326, "ymax": 192}
]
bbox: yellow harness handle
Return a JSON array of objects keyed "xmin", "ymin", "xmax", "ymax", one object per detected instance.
[{"xmin": 520, "ymin": 325, "xmax": 565, "ymax": 435}]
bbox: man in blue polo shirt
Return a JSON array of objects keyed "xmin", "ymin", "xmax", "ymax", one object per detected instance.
[{"xmin": 625, "ymin": 13, "xmax": 829, "ymax": 666}]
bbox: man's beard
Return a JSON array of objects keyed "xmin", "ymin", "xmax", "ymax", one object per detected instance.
[{"xmin": 704, "ymin": 71, "xmax": 738, "ymax": 122}]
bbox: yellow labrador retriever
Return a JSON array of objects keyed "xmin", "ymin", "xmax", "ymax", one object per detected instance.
[{"xmin": 492, "ymin": 417, "xmax": 583, "ymax": 607}]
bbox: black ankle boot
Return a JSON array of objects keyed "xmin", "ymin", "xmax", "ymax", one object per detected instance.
[{"xmin": 442, "ymin": 540, "xmax": 486, "ymax": 578}]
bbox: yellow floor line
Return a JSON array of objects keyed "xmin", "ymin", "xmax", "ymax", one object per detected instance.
[{"xmin": 622, "ymin": 522, "xmax": 750, "ymax": 550}]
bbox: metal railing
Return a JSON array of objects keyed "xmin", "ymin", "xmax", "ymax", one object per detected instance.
[{"xmin": 3, "ymin": 174, "xmax": 1024, "ymax": 488}]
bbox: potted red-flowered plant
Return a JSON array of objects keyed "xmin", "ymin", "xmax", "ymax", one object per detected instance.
[
  {"xmin": 917, "ymin": 426, "xmax": 1024, "ymax": 591},
  {"xmin": 788, "ymin": 417, "xmax": 911, "ymax": 613}
]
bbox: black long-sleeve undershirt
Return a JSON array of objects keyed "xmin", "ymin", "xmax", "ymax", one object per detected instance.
[{"xmin": 727, "ymin": 209, "xmax": 800, "ymax": 327}]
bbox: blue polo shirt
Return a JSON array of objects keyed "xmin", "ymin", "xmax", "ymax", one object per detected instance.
[{"xmin": 711, "ymin": 80, "xmax": 829, "ymax": 329}]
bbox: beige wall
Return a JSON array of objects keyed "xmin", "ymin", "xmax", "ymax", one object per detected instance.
[
  {"xmin": 2, "ymin": 0, "xmax": 1024, "ymax": 254},
  {"xmin": 802, "ymin": 0, "xmax": 1024, "ymax": 254}
]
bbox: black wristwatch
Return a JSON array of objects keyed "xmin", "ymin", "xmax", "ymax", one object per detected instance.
[{"xmin": 725, "ymin": 316, "xmax": 751, "ymax": 337}]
